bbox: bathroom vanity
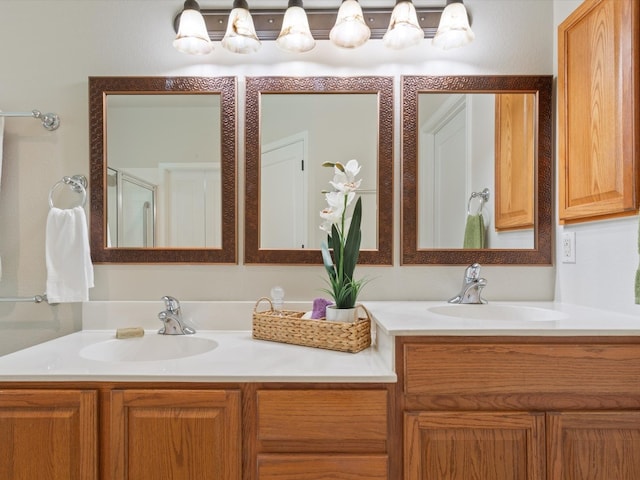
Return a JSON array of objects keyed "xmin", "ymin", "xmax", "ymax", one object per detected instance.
[{"xmin": 1, "ymin": 301, "xmax": 639, "ymax": 479}]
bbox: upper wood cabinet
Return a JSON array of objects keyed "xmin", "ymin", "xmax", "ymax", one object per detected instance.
[{"xmin": 558, "ymin": 0, "xmax": 639, "ymax": 223}]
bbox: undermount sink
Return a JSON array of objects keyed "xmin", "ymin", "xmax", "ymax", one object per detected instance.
[
  {"xmin": 428, "ymin": 304, "xmax": 569, "ymax": 322},
  {"xmin": 80, "ymin": 334, "xmax": 218, "ymax": 362}
]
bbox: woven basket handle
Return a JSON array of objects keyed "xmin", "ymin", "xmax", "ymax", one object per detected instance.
[
  {"xmin": 254, "ymin": 297, "xmax": 274, "ymax": 314},
  {"xmin": 355, "ymin": 303, "xmax": 372, "ymax": 321}
]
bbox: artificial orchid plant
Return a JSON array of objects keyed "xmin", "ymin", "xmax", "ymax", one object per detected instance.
[{"xmin": 320, "ymin": 159, "xmax": 367, "ymax": 309}]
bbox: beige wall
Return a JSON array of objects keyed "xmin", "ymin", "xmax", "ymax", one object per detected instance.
[{"xmin": 0, "ymin": 0, "xmax": 560, "ymax": 354}]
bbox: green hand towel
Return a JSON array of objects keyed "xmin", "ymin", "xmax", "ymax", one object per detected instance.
[{"xmin": 463, "ymin": 213, "xmax": 485, "ymax": 249}]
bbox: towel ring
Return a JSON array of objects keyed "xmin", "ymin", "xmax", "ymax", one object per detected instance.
[
  {"xmin": 48, "ymin": 175, "xmax": 87, "ymax": 209},
  {"xmin": 467, "ymin": 188, "xmax": 490, "ymax": 215}
]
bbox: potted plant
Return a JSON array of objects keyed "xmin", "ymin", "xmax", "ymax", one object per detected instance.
[{"xmin": 320, "ymin": 159, "xmax": 368, "ymax": 322}]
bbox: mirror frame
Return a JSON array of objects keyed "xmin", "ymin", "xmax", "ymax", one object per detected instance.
[
  {"xmin": 401, "ymin": 75, "xmax": 553, "ymax": 265},
  {"xmin": 244, "ymin": 76, "xmax": 394, "ymax": 265},
  {"xmin": 89, "ymin": 76, "xmax": 237, "ymax": 263}
]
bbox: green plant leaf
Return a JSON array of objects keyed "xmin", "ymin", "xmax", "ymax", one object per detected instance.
[
  {"xmin": 320, "ymin": 240, "xmax": 336, "ymax": 281},
  {"xmin": 343, "ymin": 197, "xmax": 362, "ymax": 279},
  {"xmin": 329, "ymin": 224, "xmax": 342, "ymax": 274}
]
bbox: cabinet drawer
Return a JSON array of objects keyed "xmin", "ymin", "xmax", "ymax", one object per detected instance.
[
  {"xmin": 404, "ymin": 342, "xmax": 640, "ymax": 397},
  {"xmin": 257, "ymin": 454, "xmax": 388, "ymax": 480},
  {"xmin": 257, "ymin": 389, "xmax": 388, "ymax": 452}
]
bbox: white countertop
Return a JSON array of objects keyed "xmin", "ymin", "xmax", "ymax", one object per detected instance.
[
  {"xmin": 0, "ymin": 300, "xmax": 638, "ymax": 382},
  {"xmin": 0, "ymin": 329, "xmax": 394, "ymax": 383},
  {"xmin": 364, "ymin": 301, "xmax": 640, "ymax": 336}
]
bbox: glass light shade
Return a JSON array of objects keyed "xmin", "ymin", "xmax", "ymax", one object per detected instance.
[
  {"xmin": 432, "ymin": 1, "xmax": 475, "ymax": 50},
  {"xmin": 221, "ymin": 7, "xmax": 261, "ymax": 54},
  {"xmin": 329, "ymin": 0, "xmax": 371, "ymax": 49},
  {"xmin": 277, "ymin": 6, "xmax": 315, "ymax": 53},
  {"xmin": 173, "ymin": 8, "xmax": 213, "ymax": 55},
  {"xmin": 382, "ymin": 1, "xmax": 424, "ymax": 50}
]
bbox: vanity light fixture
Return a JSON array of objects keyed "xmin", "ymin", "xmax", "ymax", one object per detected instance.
[
  {"xmin": 329, "ymin": 0, "xmax": 370, "ymax": 49},
  {"xmin": 172, "ymin": 1, "xmax": 475, "ymax": 54},
  {"xmin": 173, "ymin": 0, "xmax": 213, "ymax": 55},
  {"xmin": 276, "ymin": 0, "xmax": 315, "ymax": 53},
  {"xmin": 383, "ymin": 0, "xmax": 424, "ymax": 50},
  {"xmin": 221, "ymin": 0, "xmax": 261, "ymax": 54},
  {"xmin": 431, "ymin": 0, "xmax": 474, "ymax": 50}
]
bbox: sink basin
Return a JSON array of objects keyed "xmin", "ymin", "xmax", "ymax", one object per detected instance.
[
  {"xmin": 80, "ymin": 334, "xmax": 218, "ymax": 362},
  {"xmin": 428, "ymin": 304, "xmax": 569, "ymax": 322}
]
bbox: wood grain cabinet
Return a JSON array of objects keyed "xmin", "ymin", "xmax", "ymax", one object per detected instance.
[
  {"xmin": 0, "ymin": 389, "xmax": 98, "ymax": 480},
  {"xmin": 547, "ymin": 411, "xmax": 640, "ymax": 480},
  {"xmin": 108, "ymin": 389, "xmax": 241, "ymax": 480},
  {"xmin": 558, "ymin": 0, "xmax": 639, "ymax": 223},
  {"xmin": 405, "ymin": 411, "xmax": 545, "ymax": 480},
  {"xmin": 399, "ymin": 337, "xmax": 640, "ymax": 480},
  {"xmin": 255, "ymin": 389, "xmax": 389, "ymax": 480}
]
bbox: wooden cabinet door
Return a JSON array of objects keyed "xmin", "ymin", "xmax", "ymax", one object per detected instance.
[
  {"xmin": 109, "ymin": 389, "xmax": 240, "ymax": 480},
  {"xmin": 558, "ymin": 0, "xmax": 639, "ymax": 222},
  {"xmin": 405, "ymin": 411, "xmax": 545, "ymax": 480},
  {"xmin": 548, "ymin": 411, "xmax": 640, "ymax": 480},
  {"xmin": 0, "ymin": 389, "xmax": 97, "ymax": 480}
]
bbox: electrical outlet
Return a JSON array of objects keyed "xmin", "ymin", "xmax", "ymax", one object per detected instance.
[{"xmin": 561, "ymin": 231, "xmax": 576, "ymax": 263}]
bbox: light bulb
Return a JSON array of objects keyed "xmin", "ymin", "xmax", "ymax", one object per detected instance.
[
  {"xmin": 173, "ymin": 0, "xmax": 213, "ymax": 55},
  {"xmin": 383, "ymin": 1, "xmax": 424, "ymax": 50},
  {"xmin": 432, "ymin": 0, "xmax": 475, "ymax": 50},
  {"xmin": 329, "ymin": 0, "xmax": 371, "ymax": 49}
]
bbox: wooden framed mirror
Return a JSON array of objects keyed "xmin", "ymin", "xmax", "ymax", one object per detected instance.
[
  {"xmin": 89, "ymin": 76, "xmax": 237, "ymax": 263},
  {"xmin": 244, "ymin": 76, "xmax": 393, "ymax": 265},
  {"xmin": 401, "ymin": 75, "xmax": 553, "ymax": 265}
]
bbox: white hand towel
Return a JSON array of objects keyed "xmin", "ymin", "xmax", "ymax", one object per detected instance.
[{"xmin": 46, "ymin": 206, "xmax": 94, "ymax": 303}]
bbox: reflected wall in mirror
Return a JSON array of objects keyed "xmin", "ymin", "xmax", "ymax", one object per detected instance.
[
  {"xmin": 89, "ymin": 77, "xmax": 237, "ymax": 263},
  {"xmin": 402, "ymin": 75, "xmax": 553, "ymax": 265},
  {"xmin": 245, "ymin": 77, "xmax": 393, "ymax": 265}
]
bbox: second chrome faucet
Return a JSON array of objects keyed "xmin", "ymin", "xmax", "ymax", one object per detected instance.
[{"xmin": 448, "ymin": 263, "xmax": 487, "ymax": 305}]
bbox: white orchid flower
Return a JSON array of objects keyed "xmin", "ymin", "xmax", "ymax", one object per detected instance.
[
  {"xmin": 331, "ymin": 159, "xmax": 361, "ymax": 184},
  {"xmin": 342, "ymin": 159, "xmax": 361, "ymax": 179},
  {"xmin": 319, "ymin": 191, "xmax": 345, "ymax": 233},
  {"xmin": 319, "ymin": 209, "xmax": 342, "ymax": 233},
  {"xmin": 330, "ymin": 178, "xmax": 361, "ymax": 194},
  {"xmin": 324, "ymin": 190, "xmax": 346, "ymax": 210}
]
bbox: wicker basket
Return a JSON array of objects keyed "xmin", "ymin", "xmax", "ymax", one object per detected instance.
[{"xmin": 252, "ymin": 297, "xmax": 372, "ymax": 353}]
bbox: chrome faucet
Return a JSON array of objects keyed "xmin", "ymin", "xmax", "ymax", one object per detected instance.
[
  {"xmin": 448, "ymin": 263, "xmax": 488, "ymax": 304},
  {"xmin": 157, "ymin": 296, "xmax": 195, "ymax": 335}
]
